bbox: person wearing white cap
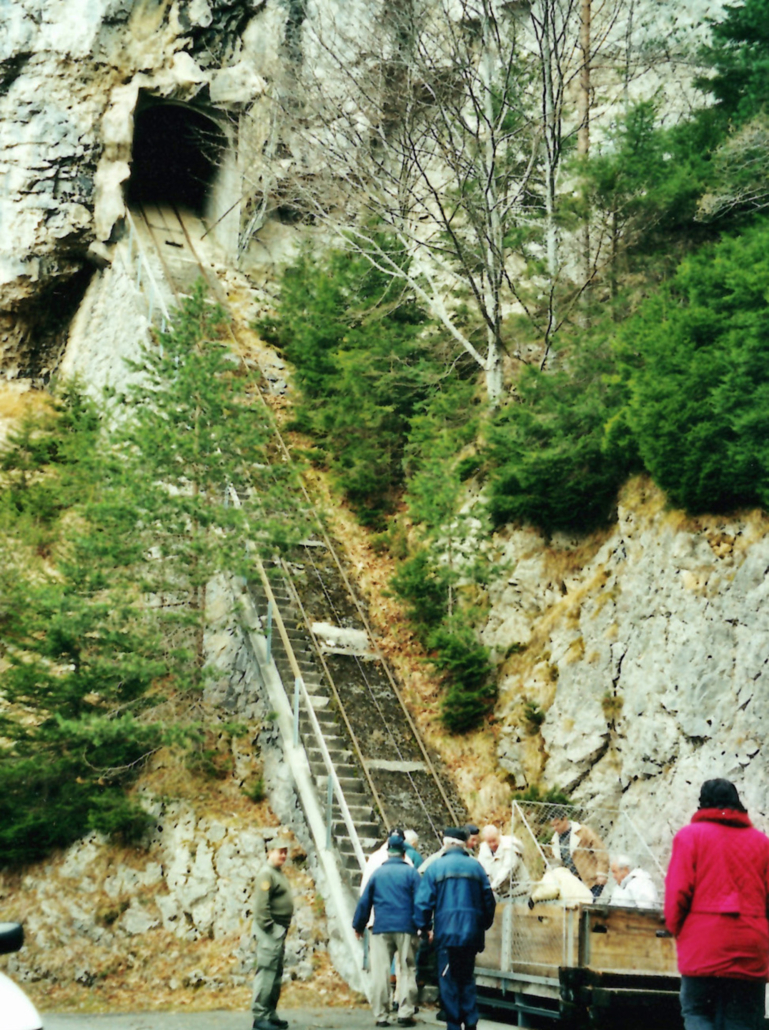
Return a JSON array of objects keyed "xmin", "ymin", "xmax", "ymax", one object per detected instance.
[{"xmin": 251, "ymin": 837, "xmax": 293, "ymax": 1030}]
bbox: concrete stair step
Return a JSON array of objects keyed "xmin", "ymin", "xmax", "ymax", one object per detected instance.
[
  {"xmin": 316, "ymin": 774, "xmax": 366, "ymax": 795},
  {"xmin": 307, "ymin": 746, "xmax": 352, "ymax": 764},
  {"xmin": 332, "ymin": 803, "xmax": 377, "ymax": 823},
  {"xmin": 332, "ymin": 820, "xmax": 381, "ymax": 839},
  {"xmin": 302, "ymin": 732, "xmax": 347, "ymax": 750}
]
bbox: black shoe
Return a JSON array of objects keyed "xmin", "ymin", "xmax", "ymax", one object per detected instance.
[
  {"xmin": 376, "ymin": 1021, "xmax": 390, "ymax": 1027},
  {"xmin": 397, "ymin": 1020, "xmax": 416, "ymax": 1027},
  {"xmin": 271, "ymin": 1018, "xmax": 289, "ymax": 1029},
  {"xmin": 436, "ymin": 1011, "xmax": 446, "ymax": 1023},
  {"xmin": 254, "ymin": 1021, "xmax": 276, "ymax": 1030}
]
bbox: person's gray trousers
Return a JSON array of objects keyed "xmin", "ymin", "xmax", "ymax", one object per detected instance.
[
  {"xmin": 369, "ymin": 931, "xmax": 418, "ymax": 1021},
  {"xmin": 251, "ymin": 924, "xmax": 287, "ymax": 1021}
]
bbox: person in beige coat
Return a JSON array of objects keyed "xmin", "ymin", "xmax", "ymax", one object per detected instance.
[{"xmin": 548, "ymin": 811, "xmax": 609, "ymax": 898}]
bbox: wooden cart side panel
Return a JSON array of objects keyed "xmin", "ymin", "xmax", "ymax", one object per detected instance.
[
  {"xmin": 476, "ymin": 902, "xmax": 579, "ymax": 973},
  {"xmin": 582, "ymin": 906, "xmax": 678, "ymax": 975},
  {"xmin": 476, "ymin": 902, "xmax": 678, "ymax": 977},
  {"xmin": 476, "ymin": 902, "xmax": 505, "ymax": 970}
]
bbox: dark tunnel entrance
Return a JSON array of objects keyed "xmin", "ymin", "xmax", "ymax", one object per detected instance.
[{"xmin": 127, "ymin": 99, "xmax": 227, "ymax": 215}]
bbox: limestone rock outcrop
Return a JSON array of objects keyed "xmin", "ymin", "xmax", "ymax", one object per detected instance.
[
  {"xmin": 1, "ymin": 813, "xmax": 326, "ymax": 997},
  {"xmin": 484, "ymin": 478, "xmax": 769, "ymax": 859}
]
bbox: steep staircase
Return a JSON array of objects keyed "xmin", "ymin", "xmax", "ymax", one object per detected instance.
[{"xmin": 248, "ymin": 568, "xmax": 384, "ymax": 889}]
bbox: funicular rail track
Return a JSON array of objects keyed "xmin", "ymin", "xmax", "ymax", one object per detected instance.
[{"xmin": 127, "ymin": 202, "xmax": 464, "ymax": 885}]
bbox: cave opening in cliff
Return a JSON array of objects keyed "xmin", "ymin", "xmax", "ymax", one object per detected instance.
[{"xmin": 127, "ymin": 99, "xmax": 228, "ymax": 217}]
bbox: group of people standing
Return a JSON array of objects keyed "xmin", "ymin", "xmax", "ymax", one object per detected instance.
[
  {"xmin": 353, "ymin": 825, "xmax": 494, "ymax": 1030},
  {"xmin": 250, "ymin": 778, "xmax": 769, "ymax": 1030}
]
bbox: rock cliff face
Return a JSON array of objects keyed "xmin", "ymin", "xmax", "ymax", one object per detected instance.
[
  {"xmin": 483, "ymin": 478, "xmax": 769, "ymax": 857},
  {"xmin": 0, "ymin": 0, "xmax": 275, "ymax": 376},
  {"xmin": 0, "ymin": 0, "xmax": 727, "ymax": 379},
  {"xmin": 0, "ymin": 0, "xmax": 759, "ymax": 978}
]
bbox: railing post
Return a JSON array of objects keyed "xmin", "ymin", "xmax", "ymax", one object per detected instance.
[
  {"xmin": 266, "ymin": 600, "xmax": 273, "ymax": 662},
  {"xmin": 326, "ymin": 775, "xmax": 334, "ymax": 849},
  {"xmin": 293, "ymin": 676, "xmax": 301, "ymax": 746}
]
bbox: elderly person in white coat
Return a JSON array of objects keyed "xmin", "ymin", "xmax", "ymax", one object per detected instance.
[
  {"xmin": 609, "ymin": 853, "xmax": 659, "ymax": 908},
  {"xmin": 478, "ymin": 824, "xmax": 531, "ymax": 899}
]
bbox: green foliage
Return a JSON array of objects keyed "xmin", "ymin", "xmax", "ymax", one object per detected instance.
[
  {"xmin": 698, "ymin": 0, "xmax": 769, "ymax": 125},
  {"xmin": 516, "ymin": 784, "xmax": 571, "ymax": 805},
  {"xmin": 0, "ymin": 286, "xmax": 296, "ymax": 868},
  {"xmin": 259, "ymin": 244, "xmax": 435, "ymax": 528},
  {"xmin": 620, "ymin": 219, "xmax": 769, "ymax": 514},
  {"xmin": 390, "ymin": 550, "xmax": 450, "ymax": 644},
  {"xmin": 243, "ymin": 777, "xmax": 266, "ymax": 803},
  {"xmin": 0, "ymin": 384, "xmax": 103, "ymax": 551},
  {"xmin": 522, "ymin": 701, "xmax": 545, "ymax": 735},
  {"xmin": 0, "ymin": 713, "xmax": 162, "ymax": 866},
  {"xmin": 427, "ymin": 625, "xmax": 495, "ymax": 734},
  {"xmin": 122, "ymin": 282, "xmax": 297, "ymax": 598},
  {"xmin": 486, "ymin": 332, "xmax": 639, "ymax": 534},
  {"xmin": 577, "ymin": 101, "xmax": 723, "ymax": 280}
]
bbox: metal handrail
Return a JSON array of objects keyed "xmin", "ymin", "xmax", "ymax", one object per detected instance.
[
  {"xmin": 249, "ymin": 395, "xmax": 462, "ymax": 829},
  {"xmin": 228, "ymin": 488, "xmax": 368, "ymax": 872},
  {"xmin": 282, "ymin": 559, "xmax": 391, "ymax": 835},
  {"xmin": 122, "ymin": 207, "xmax": 173, "ymax": 330},
  {"xmin": 253, "ymin": 557, "xmax": 368, "ymax": 871}
]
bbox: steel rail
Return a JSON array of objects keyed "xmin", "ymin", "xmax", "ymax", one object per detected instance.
[
  {"xmin": 129, "ymin": 202, "xmax": 459, "ymax": 839},
  {"xmin": 246, "ymin": 537, "xmax": 368, "ymax": 871},
  {"xmin": 296, "ymin": 543, "xmax": 445, "ymax": 843},
  {"xmin": 250, "ymin": 395, "xmax": 463, "ymax": 827},
  {"xmin": 122, "ymin": 207, "xmax": 173, "ymax": 328},
  {"xmin": 280, "ymin": 557, "xmax": 392, "ymax": 835}
]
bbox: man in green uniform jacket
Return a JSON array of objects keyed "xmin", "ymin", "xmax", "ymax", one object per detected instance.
[{"xmin": 252, "ymin": 838, "xmax": 294, "ymax": 1030}]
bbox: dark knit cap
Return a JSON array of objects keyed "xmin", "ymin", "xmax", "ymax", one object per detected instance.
[
  {"xmin": 698, "ymin": 778, "xmax": 746, "ymax": 813},
  {"xmin": 444, "ymin": 827, "xmax": 468, "ymax": 842},
  {"xmin": 387, "ymin": 833, "xmax": 406, "ymax": 853},
  {"xmin": 464, "ymin": 824, "xmax": 480, "ymax": 837}
]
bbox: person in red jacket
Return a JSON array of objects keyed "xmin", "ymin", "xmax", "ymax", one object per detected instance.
[{"xmin": 665, "ymin": 778, "xmax": 769, "ymax": 1030}]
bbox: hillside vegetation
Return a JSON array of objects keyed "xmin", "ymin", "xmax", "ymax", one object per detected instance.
[
  {"xmin": 4, "ymin": 0, "xmax": 769, "ymax": 868},
  {"xmin": 0, "ymin": 290, "xmax": 297, "ymax": 867},
  {"xmin": 259, "ymin": 0, "xmax": 769, "ymax": 732}
]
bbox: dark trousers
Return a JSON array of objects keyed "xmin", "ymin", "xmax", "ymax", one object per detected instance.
[
  {"xmin": 680, "ymin": 975, "xmax": 765, "ymax": 1030},
  {"xmin": 436, "ymin": 945, "xmax": 478, "ymax": 1030}
]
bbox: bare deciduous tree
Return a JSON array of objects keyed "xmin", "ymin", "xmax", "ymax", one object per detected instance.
[{"xmin": 237, "ymin": 0, "xmax": 655, "ymax": 397}]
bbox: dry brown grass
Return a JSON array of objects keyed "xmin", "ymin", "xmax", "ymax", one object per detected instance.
[{"xmin": 0, "ymin": 382, "xmax": 53, "ymax": 447}]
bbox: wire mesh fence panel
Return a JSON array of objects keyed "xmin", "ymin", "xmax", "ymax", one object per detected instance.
[{"xmin": 511, "ymin": 800, "xmax": 667, "ymax": 905}]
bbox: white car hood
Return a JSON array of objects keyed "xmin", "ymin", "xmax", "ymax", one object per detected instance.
[{"xmin": 0, "ymin": 970, "xmax": 43, "ymax": 1030}]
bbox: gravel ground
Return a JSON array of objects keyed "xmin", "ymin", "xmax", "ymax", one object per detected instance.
[{"xmin": 42, "ymin": 1011, "xmax": 507, "ymax": 1030}]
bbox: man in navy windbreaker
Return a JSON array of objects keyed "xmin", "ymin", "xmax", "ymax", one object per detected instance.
[
  {"xmin": 354, "ymin": 833, "xmax": 422, "ymax": 1027},
  {"xmin": 414, "ymin": 827, "xmax": 496, "ymax": 1030}
]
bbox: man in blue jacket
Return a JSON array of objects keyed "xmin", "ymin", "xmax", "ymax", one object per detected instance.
[
  {"xmin": 414, "ymin": 827, "xmax": 496, "ymax": 1030},
  {"xmin": 354, "ymin": 833, "xmax": 422, "ymax": 1027}
]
